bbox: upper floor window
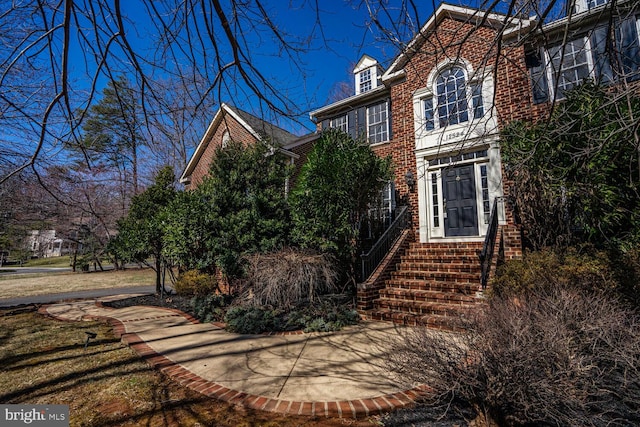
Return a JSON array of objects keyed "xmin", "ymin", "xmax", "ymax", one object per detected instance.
[
  {"xmin": 221, "ymin": 130, "xmax": 231, "ymax": 148},
  {"xmin": 436, "ymin": 67, "xmax": 469, "ymax": 127},
  {"xmin": 367, "ymin": 101, "xmax": 389, "ymax": 144},
  {"xmin": 359, "ymin": 69, "xmax": 372, "ymax": 93},
  {"xmin": 325, "ymin": 100, "xmax": 390, "ymax": 144},
  {"xmin": 422, "ymin": 65, "xmax": 485, "ymax": 131},
  {"xmin": 548, "ymin": 38, "xmax": 591, "ymax": 99},
  {"xmin": 528, "ymin": 15, "xmax": 640, "ymax": 103},
  {"xmin": 586, "ymin": 0, "xmax": 608, "ymax": 9},
  {"xmin": 330, "ymin": 115, "xmax": 348, "ymax": 133}
]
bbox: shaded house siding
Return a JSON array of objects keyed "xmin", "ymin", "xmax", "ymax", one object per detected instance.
[
  {"xmin": 284, "ymin": 137, "xmax": 318, "ymax": 185},
  {"xmin": 185, "ymin": 112, "xmax": 261, "ymax": 190}
]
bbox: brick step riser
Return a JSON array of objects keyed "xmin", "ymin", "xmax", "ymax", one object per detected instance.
[
  {"xmin": 384, "ymin": 279, "xmax": 480, "ymax": 294},
  {"xmin": 368, "ymin": 310, "xmax": 466, "ymax": 332},
  {"xmin": 399, "ymin": 255, "xmax": 480, "ymax": 263},
  {"xmin": 407, "ymin": 244, "xmax": 482, "ymax": 254},
  {"xmin": 409, "ymin": 243, "xmax": 483, "ymax": 250},
  {"xmin": 378, "ymin": 290, "xmax": 477, "ymax": 304},
  {"xmin": 395, "ymin": 263, "xmax": 481, "ymax": 274},
  {"xmin": 388, "ymin": 272, "xmax": 480, "ymax": 283},
  {"xmin": 374, "ymin": 300, "xmax": 471, "ymax": 317},
  {"xmin": 403, "ymin": 251, "xmax": 481, "ymax": 259}
]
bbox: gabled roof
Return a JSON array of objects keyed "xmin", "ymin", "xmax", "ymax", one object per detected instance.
[
  {"xmin": 180, "ymin": 103, "xmax": 299, "ymax": 184},
  {"xmin": 382, "ymin": 3, "xmax": 533, "ymax": 82},
  {"xmin": 226, "ymin": 104, "xmax": 298, "ymax": 147},
  {"xmin": 310, "ymin": 4, "xmax": 533, "ymax": 122}
]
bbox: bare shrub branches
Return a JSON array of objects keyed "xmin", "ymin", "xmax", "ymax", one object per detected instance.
[
  {"xmin": 387, "ymin": 289, "xmax": 640, "ymax": 426},
  {"xmin": 242, "ymin": 248, "xmax": 339, "ymax": 309}
]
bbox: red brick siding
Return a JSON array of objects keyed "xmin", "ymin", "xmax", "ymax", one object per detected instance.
[{"xmin": 186, "ymin": 112, "xmax": 261, "ymax": 190}]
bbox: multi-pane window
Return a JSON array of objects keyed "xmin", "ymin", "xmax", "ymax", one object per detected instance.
[
  {"xmin": 431, "ymin": 173, "xmax": 440, "ymax": 228},
  {"xmin": 471, "ymin": 83, "xmax": 484, "ymax": 119},
  {"xmin": 587, "ymin": 0, "xmax": 608, "ymax": 9},
  {"xmin": 480, "ymin": 164, "xmax": 490, "ymax": 224},
  {"xmin": 359, "ymin": 69, "xmax": 372, "ymax": 93},
  {"xmin": 529, "ymin": 16, "xmax": 640, "ymax": 103},
  {"xmin": 424, "ymin": 98, "xmax": 435, "ymax": 130},
  {"xmin": 548, "ymin": 38, "xmax": 591, "ymax": 98},
  {"xmin": 330, "ymin": 115, "xmax": 348, "ymax": 133},
  {"xmin": 436, "ymin": 67, "xmax": 469, "ymax": 127},
  {"xmin": 422, "ymin": 66, "xmax": 484, "ymax": 131},
  {"xmin": 367, "ymin": 101, "xmax": 389, "ymax": 144}
]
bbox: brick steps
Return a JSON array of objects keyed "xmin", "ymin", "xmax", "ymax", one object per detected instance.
[
  {"xmin": 390, "ymin": 270, "xmax": 480, "ymax": 283},
  {"xmin": 371, "ymin": 242, "xmax": 483, "ymax": 331},
  {"xmin": 367, "ymin": 309, "xmax": 468, "ymax": 332},
  {"xmin": 379, "ymin": 287, "xmax": 477, "ymax": 304},
  {"xmin": 384, "ymin": 278, "xmax": 479, "ymax": 293}
]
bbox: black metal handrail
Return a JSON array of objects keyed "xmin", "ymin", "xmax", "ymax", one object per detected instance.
[
  {"xmin": 360, "ymin": 205, "xmax": 409, "ymax": 282},
  {"xmin": 479, "ymin": 198, "xmax": 500, "ymax": 290}
]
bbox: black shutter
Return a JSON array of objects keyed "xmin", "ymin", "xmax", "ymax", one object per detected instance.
[{"xmin": 356, "ymin": 106, "xmax": 367, "ymax": 141}]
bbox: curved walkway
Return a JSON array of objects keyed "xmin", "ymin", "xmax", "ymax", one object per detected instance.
[{"xmin": 40, "ymin": 296, "xmax": 430, "ymax": 418}]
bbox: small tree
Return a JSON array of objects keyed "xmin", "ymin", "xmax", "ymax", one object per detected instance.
[
  {"xmin": 163, "ymin": 140, "xmax": 291, "ymax": 281},
  {"xmin": 161, "ymin": 189, "xmax": 216, "ymax": 274},
  {"xmin": 289, "ymin": 129, "xmax": 392, "ymax": 282},
  {"xmin": 109, "ymin": 166, "xmax": 177, "ymax": 293}
]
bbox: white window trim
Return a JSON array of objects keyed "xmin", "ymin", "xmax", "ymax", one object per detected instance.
[
  {"xmin": 413, "ymin": 63, "xmax": 498, "ymax": 152},
  {"xmin": 544, "ymin": 35, "xmax": 595, "ymax": 101},
  {"xmin": 221, "ymin": 130, "xmax": 231, "ymax": 148},
  {"xmin": 359, "ymin": 69, "xmax": 373, "ymax": 94},
  {"xmin": 415, "ymin": 61, "xmax": 486, "ymax": 133},
  {"xmin": 366, "ymin": 101, "xmax": 390, "ymax": 145},
  {"xmin": 330, "ymin": 114, "xmax": 348, "ymax": 133},
  {"xmin": 417, "ymin": 142, "xmax": 504, "ymax": 243}
]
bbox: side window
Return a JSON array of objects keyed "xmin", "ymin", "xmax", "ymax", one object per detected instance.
[
  {"xmin": 221, "ymin": 130, "xmax": 231, "ymax": 148},
  {"xmin": 329, "ymin": 115, "xmax": 348, "ymax": 133},
  {"xmin": 367, "ymin": 101, "xmax": 389, "ymax": 144},
  {"xmin": 548, "ymin": 37, "xmax": 590, "ymax": 99}
]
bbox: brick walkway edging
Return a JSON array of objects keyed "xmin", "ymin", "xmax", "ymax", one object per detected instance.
[{"xmin": 39, "ymin": 303, "xmax": 430, "ymax": 418}]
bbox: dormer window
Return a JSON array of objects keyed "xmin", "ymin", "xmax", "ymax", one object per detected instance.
[
  {"xmin": 572, "ymin": 0, "xmax": 608, "ymax": 14},
  {"xmin": 353, "ymin": 55, "xmax": 382, "ymax": 95},
  {"xmin": 359, "ymin": 69, "xmax": 372, "ymax": 93}
]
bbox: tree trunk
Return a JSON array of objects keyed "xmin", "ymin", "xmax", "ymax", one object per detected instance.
[{"xmin": 155, "ymin": 256, "xmax": 162, "ymax": 294}]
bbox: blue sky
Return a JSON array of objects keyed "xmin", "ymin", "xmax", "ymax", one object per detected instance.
[
  {"xmin": 238, "ymin": 1, "xmax": 436, "ymax": 132},
  {"xmin": 106, "ymin": 0, "xmax": 439, "ymax": 135}
]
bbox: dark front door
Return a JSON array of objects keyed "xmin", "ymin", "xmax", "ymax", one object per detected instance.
[{"xmin": 443, "ymin": 165, "xmax": 479, "ymax": 237}]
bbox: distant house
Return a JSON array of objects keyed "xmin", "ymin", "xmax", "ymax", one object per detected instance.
[
  {"xmin": 183, "ymin": 1, "xmax": 640, "ymax": 327},
  {"xmin": 27, "ymin": 230, "xmax": 74, "ymax": 258}
]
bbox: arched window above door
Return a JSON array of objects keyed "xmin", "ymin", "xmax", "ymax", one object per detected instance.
[{"xmin": 421, "ymin": 63, "xmax": 485, "ymax": 131}]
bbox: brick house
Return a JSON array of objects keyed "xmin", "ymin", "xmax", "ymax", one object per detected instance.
[
  {"xmin": 180, "ymin": 103, "xmax": 318, "ymax": 189},
  {"xmin": 182, "ymin": 1, "xmax": 640, "ymax": 327},
  {"xmin": 310, "ymin": 1, "xmax": 640, "ymax": 326}
]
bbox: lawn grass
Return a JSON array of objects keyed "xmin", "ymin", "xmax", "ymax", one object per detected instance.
[
  {"xmin": 0, "ymin": 309, "xmax": 370, "ymax": 426},
  {"xmin": 22, "ymin": 256, "xmax": 73, "ymax": 267},
  {"xmin": 0, "ymin": 268, "xmax": 155, "ymax": 298}
]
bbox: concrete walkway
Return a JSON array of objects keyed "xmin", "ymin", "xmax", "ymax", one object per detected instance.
[{"xmin": 40, "ymin": 296, "xmax": 430, "ymax": 418}]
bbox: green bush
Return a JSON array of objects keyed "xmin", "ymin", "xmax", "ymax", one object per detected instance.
[
  {"xmin": 490, "ymin": 247, "xmax": 617, "ymax": 298},
  {"xmin": 190, "ymin": 293, "xmax": 231, "ymax": 323},
  {"xmin": 174, "ymin": 270, "xmax": 217, "ymax": 296},
  {"xmin": 224, "ymin": 306, "xmax": 276, "ymax": 334},
  {"xmin": 223, "ymin": 299, "xmax": 359, "ymax": 334}
]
